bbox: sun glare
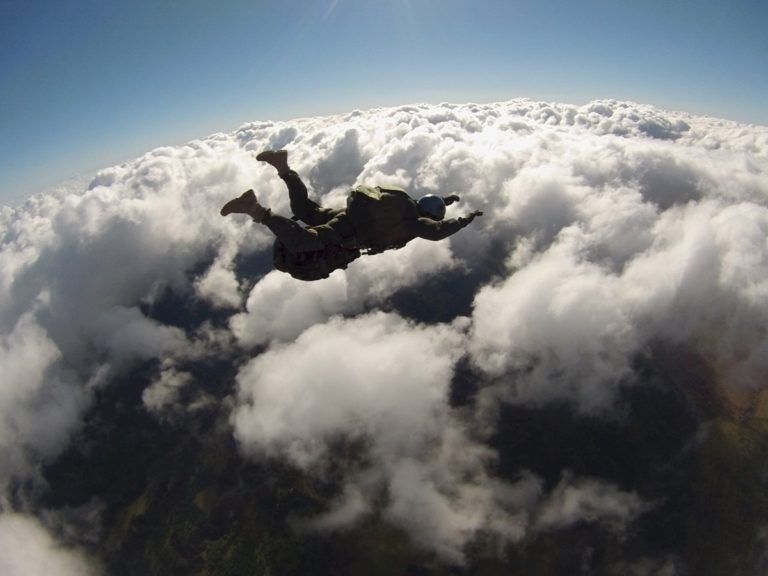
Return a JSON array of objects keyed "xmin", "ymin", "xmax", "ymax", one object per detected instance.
[
  {"xmin": 322, "ymin": 0, "xmax": 340, "ymax": 20},
  {"xmin": 322, "ymin": 0, "xmax": 415, "ymax": 21}
]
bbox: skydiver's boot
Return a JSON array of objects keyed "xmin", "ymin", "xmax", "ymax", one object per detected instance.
[
  {"xmin": 220, "ymin": 189, "xmax": 270, "ymax": 222},
  {"xmin": 256, "ymin": 149, "xmax": 290, "ymax": 175}
]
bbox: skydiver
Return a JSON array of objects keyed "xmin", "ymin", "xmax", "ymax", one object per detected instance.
[{"xmin": 220, "ymin": 150, "xmax": 483, "ymax": 281}]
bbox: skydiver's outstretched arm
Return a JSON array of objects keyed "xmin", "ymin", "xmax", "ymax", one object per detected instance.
[{"xmin": 407, "ymin": 211, "xmax": 483, "ymax": 241}]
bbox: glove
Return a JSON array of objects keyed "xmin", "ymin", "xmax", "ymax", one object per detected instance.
[
  {"xmin": 458, "ymin": 210, "xmax": 483, "ymax": 226},
  {"xmin": 443, "ymin": 194, "xmax": 461, "ymax": 205}
]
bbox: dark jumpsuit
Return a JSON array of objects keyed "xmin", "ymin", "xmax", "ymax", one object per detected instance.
[
  {"xmin": 263, "ymin": 170, "xmax": 468, "ymax": 254},
  {"xmin": 262, "ymin": 171, "xmax": 356, "ymax": 254}
]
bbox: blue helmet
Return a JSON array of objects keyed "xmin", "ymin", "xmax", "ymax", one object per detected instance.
[{"xmin": 417, "ymin": 194, "xmax": 446, "ymax": 220}]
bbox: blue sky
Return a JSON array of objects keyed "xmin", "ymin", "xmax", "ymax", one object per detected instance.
[{"xmin": 1, "ymin": 0, "xmax": 766, "ymax": 206}]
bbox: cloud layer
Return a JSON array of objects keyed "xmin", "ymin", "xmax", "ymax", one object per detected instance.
[
  {"xmin": 0, "ymin": 513, "xmax": 98, "ymax": 576},
  {"xmin": 1, "ymin": 98, "xmax": 767, "ymax": 571}
]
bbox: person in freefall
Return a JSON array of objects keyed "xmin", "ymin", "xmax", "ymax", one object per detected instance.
[{"xmin": 220, "ymin": 150, "xmax": 483, "ymax": 280}]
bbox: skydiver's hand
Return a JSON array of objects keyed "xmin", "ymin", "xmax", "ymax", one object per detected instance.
[
  {"xmin": 443, "ymin": 194, "xmax": 461, "ymax": 205},
  {"xmin": 459, "ymin": 210, "xmax": 483, "ymax": 226}
]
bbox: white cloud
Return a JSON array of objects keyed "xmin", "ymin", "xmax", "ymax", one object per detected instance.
[
  {"xmin": 470, "ymin": 234, "xmax": 639, "ymax": 413},
  {"xmin": 142, "ymin": 366, "xmax": 193, "ymax": 414},
  {"xmin": 2, "ymin": 97, "xmax": 767, "ymax": 566},
  {"xmin": 0, "ymin": 312, "xmax": 85, "ymax": 491},
  {"xmin": 230, "ymin": 311, "xmax": 651, "ymax": 563},
  {"xmin": 380, "ymin": 444, "xmax": 541, "ymax": 564},
  {"xmin": 471, "ymin": 192, "xmax": 768, "ymax": 412},
  {"xmin": 230, "ymin": 237, "xmax": 455, "ymax": 347},
  {"xmin": 194, "ymin": 255, "xmax": 242, "ymax": 309},
  {"xmin": 0, "ymin": 513, "xmax": 100, "ymax": 576},
  {"xmin": 535, "ymin": 473, "xmax": 648, "ymax": 533},
  {"xmin": 230, "ymin": 271, "xmax": 351, "ymax": 348},
  {"xmin": 232, "ymin": 312, "xmax": 468, "ymax": 467},
  {"xmin": 92, "ymin": 306, "xmax": 189, "ymax": 366},
  {"xmin": 460, "ymin": 101, "xmax": 768, "ymax": 414},
  {"xmin": 232, "ymin": 312, "xmax": 534, "ymax": 563}
]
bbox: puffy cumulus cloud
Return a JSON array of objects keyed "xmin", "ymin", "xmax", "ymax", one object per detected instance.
[
  {"xmin": 381, "ymin": 459, "xmax": 540, "ymax": 564},
  {"xmin": 622, "ymin": 201, "xmax": 768, "ymax": 389},
  {"xmin": 232, "ymin": 312, "xmax": 468, "ymax": 468},
  {"xmin": 0, "ymin": 312, "xmax": 86, "ymax": 491},
  {"xmin": 232, "ymin": 312, "xmax": 523, "ymax": 562},
  {"xmin": 0, "ymin": 128, "xmax": 271, "ymax": 463},
  {"xmin": 142, "ymin": 365, "xmax": 193, "ymax": 415},
  {"xmin": 223, "ymin": 99, "xmax": 767, "ymax": 564},
  {"xmin": 534, "ymin": 473, "xmax": 648, "ymax": 533},
  {"xmin": 0, "ymin": 123, "xmax": 275, "ymax": 564},
  {"xmin": 470, "ymin": 195, "xmax": 768, "ymax": 412},
  {"xmin": 228, "ymin": 98, "xmax": 766, "ymax": 361},
  {"xmin": 470, "ymin": 232, "xmax": 639, "ymax": 414},
  {"xmin": 455, "ymin": 102, "xmax": 768, "ymax": 414},
  {"xmin": 91, "ymin": 306, "xmax": 189, "ymax": 367},
  {"xmin": 231, "ymin": 271, "xmax": 351, "ymax": 347},
  {"xmin": 2, "ymin": 97, "xmax": 767, "ymax": 569},
  {"xmin": 0, "ymin": 513, "xmax": 100, "ymax": 576},
  {"xmin": 231, "ymin": 312, "xmax": 647, "ymax": 563},
  {"xmin": 230, "ymin": 238, "xmax": 454, "ymax": 346},
  {"xmin": 194, "ymin": 254, "xmax": 242, "ymax": 309}
]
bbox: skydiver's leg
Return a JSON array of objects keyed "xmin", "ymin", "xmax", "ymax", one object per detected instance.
[
  {"xmin": 220, "ymin": 189, "xmax": 323, "ymax": 253},
  {"xmin": 280, "ymin": 170, "xmax": 340, "ymax": 226},
  {"xmin": 257, "ymin": 149, "xmax": 339, "ymax": 226},
  {"xmin": 261, "ymin": 212, "xmax": 325, "ymax": 254}
]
